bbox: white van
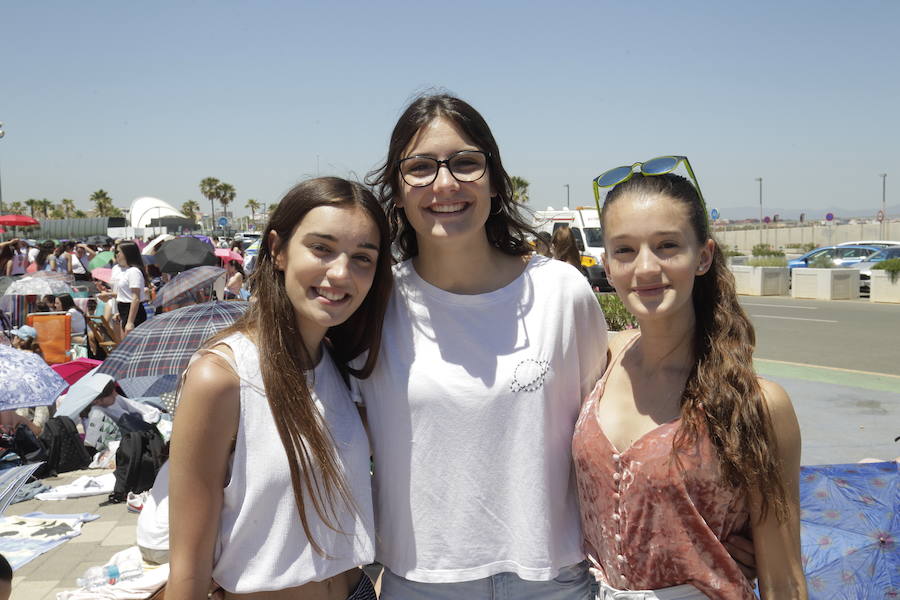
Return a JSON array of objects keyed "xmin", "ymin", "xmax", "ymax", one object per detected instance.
[{"xmin": 532, "ymin": 206, "xmax": 610, "ymax": 290}]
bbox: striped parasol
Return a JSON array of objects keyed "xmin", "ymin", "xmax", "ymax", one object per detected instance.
[
  {"xmin": 150, "ymin": 266, "xmax": 226, "ymax": 312},
  {"xmin": 97, "ymin": 301, "xmax": 248, "ymax": 397}
]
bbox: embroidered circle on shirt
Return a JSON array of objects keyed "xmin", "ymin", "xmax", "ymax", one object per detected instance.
[{"xmin": 509, "ymin": 358, "xmax": 550, "ymax": 393}]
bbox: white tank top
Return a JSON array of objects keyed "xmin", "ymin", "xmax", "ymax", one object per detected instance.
[{"xmin": 209, "ymin": 332, "xmax": 375, "ymax": 593}]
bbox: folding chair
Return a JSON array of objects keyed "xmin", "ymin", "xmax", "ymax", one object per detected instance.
[
  {"xmin": 25, "ymin": 312, "xmax": 72, "ymax": 364},
  {"xmin": 86, "ymin": 315, "xmax": 120, "ymax": 356}
]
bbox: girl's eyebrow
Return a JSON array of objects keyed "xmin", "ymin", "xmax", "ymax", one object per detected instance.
[
  {"xmin": 608, "ymin": 230, "xmax": 683, "ymax": 242},
  {"xmin": 306, "ymin": 232, "xmax": 378, "ymax": 251}
]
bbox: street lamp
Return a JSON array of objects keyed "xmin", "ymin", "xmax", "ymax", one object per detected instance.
[
  {"xmin": 755, "ymin": 177, "xmax": 763, "ymax": 245},
  {"xmin": 563, "ymin": 184, "xmax": 570, "ymax": 209},
  {"xmin": 0, "ymin": 122, "xmax": 5, "ymax": 216},
  {"xmin": 880, "ymin": 173, "xmax": 887, "ymax": 238}
]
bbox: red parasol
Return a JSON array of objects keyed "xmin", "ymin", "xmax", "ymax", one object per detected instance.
[{"xmin": 0, "ymin": 214, "xmax": 40, "ymax": 227}]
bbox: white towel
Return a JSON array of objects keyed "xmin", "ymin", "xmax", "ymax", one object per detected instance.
[{"xmin": 35, "ymin": 473, "xmax": 116, "ymax": 501}]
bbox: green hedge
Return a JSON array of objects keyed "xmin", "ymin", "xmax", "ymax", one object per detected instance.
[
  {"xmin": 596, "ymin": 293, "xmax": 638, "ymax": 331},
  {"xmin": 873, "ymin": 258, "xmax": 900, "ymax": 283},
  {"xmin": 752, "ymin": 243, "xmax": 785, "ymax": 257}
]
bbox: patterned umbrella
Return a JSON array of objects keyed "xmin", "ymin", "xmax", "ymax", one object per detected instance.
[
  {"xmin": 2, "ymin": 274, "xmax": 74, "ymax": 297},
  {"xmin": 96, "ymin": 301, "xmax": 248, "ymax": 396},
  {"xmin": 150, "ymin": 266, "xmax": 225, "ymax": 312},
  {"xmin": 0, "ymin": 345, "xmax": 68, "ymax": 410},
  {"xmin": 154, "ymin": 237, "xmax": 218, "ymax": 274},
  {"xmin": 800, "ymin": 461, "xmax": 898, "ymax": 598}
]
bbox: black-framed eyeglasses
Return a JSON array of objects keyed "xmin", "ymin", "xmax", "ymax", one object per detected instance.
[{"xmin": 398, "ymin": 150, "xmax": 490, "ymax": 188}]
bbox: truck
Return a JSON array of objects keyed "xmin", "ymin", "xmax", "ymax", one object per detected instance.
[{"xmin": 532, "ymin": 206, "xmax": 610, "ymax": 291}]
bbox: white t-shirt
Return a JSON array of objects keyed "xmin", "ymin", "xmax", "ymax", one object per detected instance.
[
  {"xmin": 353, "ymin": 256, "xmax": 608, "ymax": 583},
  {"xmin": 137, "ymin": 461, "xmax": 170, "ymax": 552},
  {"xmin": 10, "ymin": 250, "xmax": 28, "ymax": 275},
  {"xmin": 67, "ymin": 308, "xmax": 86, "ymax": 336},
  {"xmin": 114, "ymin": 265, "xmax": 146, "ymax": 303}
]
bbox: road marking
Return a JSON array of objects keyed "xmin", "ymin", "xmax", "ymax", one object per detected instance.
[
  {"xmin": 741, "ymin": 303, "xmax": 817, "ymax": 310},
  {"xmin": 754, "ymin": 359, "xmax": 900, "ymax": 394},
  {"xmin": 750, "ymin": 314, "xmax": 838, "ymax": 323}
]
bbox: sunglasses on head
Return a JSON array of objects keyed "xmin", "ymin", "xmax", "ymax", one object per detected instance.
[{"xmin": 592, "ymin": 155, "xmax": 707, "ymax": 216}]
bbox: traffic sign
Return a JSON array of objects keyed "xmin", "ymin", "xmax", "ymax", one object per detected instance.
[
  {"xmin": 825, "ymin": 212, "xmax": 834, "ymax": 222},
  {"xmin": 763, "ymin": 216, "xmax": 771, "ymax": 224},
  {"xmin": 710, "ymin": 208, "xmax": 719, "ymax": 221},
  {"xmin": 877, "ymin": 210, "xmax": 885, "ymax": 223},
  {"xmin": 218, "ymin": 216, "xmax": 229, "ymax": 227}
]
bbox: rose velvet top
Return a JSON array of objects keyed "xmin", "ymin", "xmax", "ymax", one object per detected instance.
[{"xmin": 572, "ymin": 335, "xmax": 755, "ymax": 599}]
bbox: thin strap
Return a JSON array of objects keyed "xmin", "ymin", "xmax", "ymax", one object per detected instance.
[
  {"xmin": 176, "ymin": 342, "xmax": 240, "ymax": 402},
  {"xmin": 598, "ymin": 332, "xmax": 641, "ymax": 387}
]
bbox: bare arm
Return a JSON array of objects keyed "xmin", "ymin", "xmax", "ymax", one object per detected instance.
[
  {"xmin": 752, "ymin": 379, "xmax": 807, "ymax": 599},
  {"xmin": 167, "ymin": 350, "xmax": 240, "ymax": 600},
  {"xmin": 125, "ymin": 287, "xmax": 141, "ymax": 333}
]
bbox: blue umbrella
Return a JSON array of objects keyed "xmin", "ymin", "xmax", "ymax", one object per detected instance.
[
  {"xmin": 800, "ymin": 461, "xmax": 898, "ymax": 598},
  {"xmin": 55, "ymin": 368, "xmax": 114, "ymax": 419},
  {"xmin": 0, "ymin": 345, "xmax": 68, "ymax": 411}
]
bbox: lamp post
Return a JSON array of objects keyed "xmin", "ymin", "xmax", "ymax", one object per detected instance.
[
  {"xmin": 564, "ymin": 184, "xmax": 570, "ymax": 209},
  {"xmin": 880, "ymin": 173, "xmax": 887, "ymax": 238},
  {"xmin": 0, "ymin": 122, "xmax": 5, "ymax": 216},
  {"xmin": 755, "ymin": 177, "xmax": 763, "ymax": 245}
]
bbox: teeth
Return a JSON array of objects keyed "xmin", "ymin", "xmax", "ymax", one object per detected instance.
[
  {"xmin": 430, "ymin": 203, "xmax": 466, "ymax": 213},
  {"xmin": 317, "ymin": 288, "xmax": 347, "ymax": 301}
]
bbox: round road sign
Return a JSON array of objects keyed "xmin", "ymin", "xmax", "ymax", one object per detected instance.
[
  {"xmin": 218, "ymin": 216, "xmax": 229, "ymax": 227},
  {"xmin": 710, "ymin": 208, "xmax": 720, "ymax": 220},
  {"xmin": 825, "ymin": 212, "xmax": 834, "ymax": 222},
  {"xmin": 763, "ymin": 216, "xmax": 771, "ymax": 224},
  {"xmin": 877, "ymin": 210, "xmax": 885, "ymax": 223}
]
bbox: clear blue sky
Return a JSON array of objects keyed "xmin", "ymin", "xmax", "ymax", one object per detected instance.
[{"xmin": 2, "ymin": 0, "xmax": 898, "ymax": 220}]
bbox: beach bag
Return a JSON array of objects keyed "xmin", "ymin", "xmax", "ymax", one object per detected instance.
[
  {"xmin": 35, "ymin": 416, "xmax": 92, "ymax": 478},
  {"xmin": 109, "ymin": 428, "xmax": 168, "ymax": 503}
]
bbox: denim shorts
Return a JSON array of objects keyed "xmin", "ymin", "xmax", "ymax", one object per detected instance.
[
  {"xmin": 380, "ymin": 561, "xmax": 592, "ymax": 600},
  {"xmin": 595, "ymin": 581, "xmax": 706, "ymax": 600}
]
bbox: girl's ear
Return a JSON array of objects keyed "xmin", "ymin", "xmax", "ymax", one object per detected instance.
[
  {"xmin": 269, "ymin": 231, "xmax": 285, "ymax": 271},
  {"xmin": 697, "ymin": 239, "xmax": 716, "ymax": 275}
]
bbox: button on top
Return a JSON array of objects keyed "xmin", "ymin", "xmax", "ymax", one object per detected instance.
[
  {"xmin": 612, "ymin": 513, "xmax": 621, "ymax": 521},
  {"xmin": 612, "ymin": 453, "xmax": 621, "ymax": 462},
  {"xmin": 612, "ymin": 492, "xmax": 620, "ymax": 500},
  {"xmin": 614, "ymin": 533, "xmax": 622, "ymax": 543},
  {"xmin": 612, "ymin": 472, "xmax": 621, "ymax": 481},
  {"xmin": 616, "ymin": 554, "xmax": 626, "ymax": 563}
]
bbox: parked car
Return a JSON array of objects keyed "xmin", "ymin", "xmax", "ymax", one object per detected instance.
[
  {"xmin": 852, "ymin": 246, "xmax": 900, "ymax": 292},
  {"xmin": 837, "ymin": 240, "xmax": 900, "ymax": 249},
  {"xmin": 787, "ymin": 245, "xmax": 881, "ymax": 270}
]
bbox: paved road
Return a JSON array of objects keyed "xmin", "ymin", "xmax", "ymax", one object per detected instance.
[{"xmin": 740, "ymin": 296, "xmax": 900, "ymax": 375}]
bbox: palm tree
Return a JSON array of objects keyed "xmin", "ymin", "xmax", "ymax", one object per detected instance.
[
  {"xmin": 245, "ymin": 198, "xmax": 261, "ymax": 224},
  {"xmin": 73, "ymin": 209, "xmax": 87, "ymax": 218},
  {"xmin": 90, "ymin": 190, "xmax": 114, "ymax": 216},
  {"xmin": 510, "ymin": 176, "xmax": 530, "ymax": 204},
  {"xmin": 49, "ymin": 206, "xmax": 66, "ymax": 219},
  {"xmin": 61, "ymin": 198, "xmax": 76, "ymax": 218},
  {"xmin": 8, "ymin": 201, "xmax": 25, "ymax": 215},
  {"xmin": 217, "ymin": 182, "xmax": 236, "ymax": 218},
  {"xmin": 268, "ymin": 202, "xmax": 280, "ymax": 214},
  {"xmin": 199, "ymin": 177, "xmax": 220, "ymax": 225},
  {"xmin": 38, "ymin": 199, "xmax": 53, "ymax": 218},
  {"xmin": 181, "ymin": 200, "xmax": 200, "ymax": 221},
  {"xmin": 25, "ymin": 198, "xmax": 40, "ymax": 217}
]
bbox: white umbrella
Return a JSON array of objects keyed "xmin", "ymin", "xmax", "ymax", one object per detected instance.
[
  {"xmin": 3, "ymin": 275, "xmax": 75, "ymax": 296},
  {"xmin": 142, "ymin": 234, "xmax": 175, "ymax": 255},
  {"xmin": 55, "ymin": 368, "xmax": 115, "ymax": 419}
]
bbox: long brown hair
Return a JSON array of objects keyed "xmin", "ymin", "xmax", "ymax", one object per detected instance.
[
  {"xmin": 550, "ymin": 225, "xmax": 582, "ymax": 270},
  {"xmin": 204, "ymin": 177, "xmax": 393, "ymax": 554},
  {"xmin": 366, "ymin": 93, "xmax": 537, "ymax": 259},
  {"xmin": 603, "ymin": 173, "xmax": 788, "ymax": 522}
]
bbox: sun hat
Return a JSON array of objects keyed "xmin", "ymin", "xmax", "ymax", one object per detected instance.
[{"xmin": 11, "ymin": 325, "xmax": 38, "ymax": 340}]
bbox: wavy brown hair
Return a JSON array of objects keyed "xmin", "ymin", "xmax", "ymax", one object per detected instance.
[
  {"xmin": 366, "ymin": 93, "xmax": 537, "ymax": 259},
  {"xmin": 203, "ymin": 177, "xmax": 392, "ymax": 555},
  {"xmin": 603, "ymin": 173, "xmax": 788, "ymax": 523},
  {"xmin": 550, "ymin": 225, "xmax": 582, "ymax": 270}
]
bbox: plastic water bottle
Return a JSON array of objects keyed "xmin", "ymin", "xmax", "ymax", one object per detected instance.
[{"xmin": 77, "ymin": 560, "xmax": 143, "ymax": 588}]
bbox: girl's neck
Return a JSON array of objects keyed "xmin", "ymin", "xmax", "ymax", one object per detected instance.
[
  {"xmin": 413, "ymin": 234, "xmax": 525, "ymax": 295},
  {"xmin": 633, "ymin": 310, "xmax": 696, "ymax": 372}
]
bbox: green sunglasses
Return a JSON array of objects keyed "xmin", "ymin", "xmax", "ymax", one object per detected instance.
[{"xmin": 592, "ymin": 155, "xmax": 707, "ymax": 216}]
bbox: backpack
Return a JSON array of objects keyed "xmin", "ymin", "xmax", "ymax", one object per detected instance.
[
  {"xmin": 35, "ymin": 416, "xmax": 92, "ymax": 478},
  {"xmin": 109, "ymin": 428, "xmax": 168, "ymax": 503}
]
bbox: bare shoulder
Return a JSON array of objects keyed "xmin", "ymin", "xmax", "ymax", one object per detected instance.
[
  {"xmin": 183, "ymin": 345, "xmax": 238, "ymax": 393},
  {"xmin": 608, "ymin": 328, "xmax": 640, "ymax": 356},
  {"xmin": 758, "ymin": 378, "xmax": 801, "ymax": 449}
]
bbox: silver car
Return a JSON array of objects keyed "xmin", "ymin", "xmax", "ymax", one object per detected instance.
[{"xmin": 854, "ymin": 246, "xmax": 900, "ymax": 292}]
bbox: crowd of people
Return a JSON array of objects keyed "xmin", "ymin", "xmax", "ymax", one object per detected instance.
[{"xmin": 2, "ymin": 93, "xmax": 808, "ymax": 600}]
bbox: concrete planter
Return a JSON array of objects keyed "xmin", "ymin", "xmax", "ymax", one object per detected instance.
[
  {"xmin": 791, "ymin": 268, "xmax": 860, "ymax": 300},
  {"xmin": 730, "ymin": 265, "xmax": 790, "ymax": 296},
  {"xmin": 869, "ymin": 270, "xmax": 900, "ymax": 303},
  {"xmin": 728, "ymin": 255, "xmax": 749, "ymax": 266}
]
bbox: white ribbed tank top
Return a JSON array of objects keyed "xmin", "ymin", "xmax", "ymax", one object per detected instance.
[{"xmin": 210, "ymin": 332, "xmax": 375, "ymax": 593}]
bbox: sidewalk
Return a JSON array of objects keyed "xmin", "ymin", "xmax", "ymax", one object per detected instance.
[{"xmin": 8, "ymin": 468, "xmax": 138, "ymax": 600}]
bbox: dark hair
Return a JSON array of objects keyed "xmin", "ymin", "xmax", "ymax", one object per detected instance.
[
  {"xmin": 367, "ymin": 93, "xmax": 537, "ymax": 259},
  {"xmin": 93, "ymin": 379, "xmax": 117, "ymax": 404},
  {"xmin": 0, "ymin": 244, "xmax": 13, "ymax": 273},
  {"xmin": 117, "ymin": 241, "xmax": 148, "ymax": 281},
  {"xmin": 534, "ymin": 231, "xmax": 552, "ymax": 257},
  {"xmin": 550, "ymin": 225, "xmax": 582, "ymax": 270},
  {"xmin": 35, "ymin": 240, "xmax": 55, "ymax": 269},
  {"xmin": 146, "ymin": 263, "xmax": 162, "ymax": 278},
  {"xmin": 602, "ymin": 173, "xmax": 788, "ymax": 522},
  {"xmin": 203, "ymin": 177, "xmax": 392, "ymax": 554},
  {"xmin": 0, "ymin": 552, "xmax": 11, "ymax": 582},
  {"xmin": 226, "ymin": 259, "xmax": 245, "ymax": 277},
  {"xmin": 56, "ymin": 293, "xmax": 84, "ymax": 316}
]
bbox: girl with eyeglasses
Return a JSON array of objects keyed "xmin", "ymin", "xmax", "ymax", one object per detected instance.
[
  {"xmin": 358, "ymin": 93, "xmax": 608, "ymax": 599},
  {"xmin": 573, "ymin": 170, "xmax": 805, "ymax": 598}
]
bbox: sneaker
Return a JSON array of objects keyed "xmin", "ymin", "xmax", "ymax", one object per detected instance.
[{"xmin": 126, "ymin": 491, "xmax": 147, "ymax": 513}]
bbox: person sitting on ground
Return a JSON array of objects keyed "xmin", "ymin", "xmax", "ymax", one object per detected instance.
[
  {"xmin": 10, "ymin": 325, "xmax": 42, "ymax": 358},
  {"xmin": 0, "ymin": 552, "xmax": 12, "ymax": 600},
  {"xmin": 79, "ymin": 377, "xmax": 161, "ymax": 454}
]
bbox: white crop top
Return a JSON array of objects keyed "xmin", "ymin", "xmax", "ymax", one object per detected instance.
[{"xmin": 208, "ymin": 332, "xmax": 375, "ymax": 593}]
